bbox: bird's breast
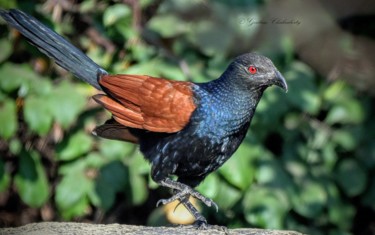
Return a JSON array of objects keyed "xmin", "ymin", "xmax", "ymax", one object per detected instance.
[{"xmin": 190, "ymin": 85, "xmax": 257, "ymax": 141}]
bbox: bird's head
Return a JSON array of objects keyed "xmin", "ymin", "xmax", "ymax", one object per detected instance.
[{"xmin": 225, "ymin": 52, "xmax": 288, "ymax": 92}]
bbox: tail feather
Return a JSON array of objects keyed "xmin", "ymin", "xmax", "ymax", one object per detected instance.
[{"xmin": 0, "ymin": 9, "xmax": 106, "ymax": 90}]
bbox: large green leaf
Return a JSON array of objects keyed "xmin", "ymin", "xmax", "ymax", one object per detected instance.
[
  {"xmin": 103, "ymin": 4, "xmax": 131, "ymax": 27},
  {"xmin": 284, "ymin": 62, "xmax": 320, "ymax": 114},
  {"xmin": 47, "ymin": 81, "xmax": 86, "ymax": 128},
  {"xmin": 0, "ymin": 63, "xmax": 51, "ymax": 95},
  {"xmin": 147, "ymin": 14, "xmax": 189, "ymax": 37},
  {"xmin": 326, "ymin": 183, "xmax": 355, "ymax": 229},
  {"xmin": 243, "ymin": 186, "xmax": 289, "ymax": 229},
  {"xmin": 214, "ymin": 181, "xmax": 242, "ymax": 210},
  {"xmin": 0, "ymin": 39, "xmax": 12, "ymax": 63},
  {"xmin": 129, "ymin": 168, "xmax": 148, "ymax": 205},
  {"xmin": 219, "ymin": 142, "xmax": 255, "ymax": 190},
  {"xmin": 325, "ymin": 99, "xmax": 365, "ymax": 125},
  {"xmin": 335, "ymin": 159, "xmax": 366, "ymax": 197},
  {"xmin": 94, "ymin": 161, "xmax": 128, "ymax": 210},
  {"xmin": 24, "ymin": 95, "xmax": 53, "ymax": 135},
  {"xmin": 60, "ymin": 196, "xmax": 90, "ymax": 220},
  {"xmin": 256, "ymin": 157, "xmax": 293, "ymax": 191},
  {"xmin": 55, "ymin": 170, "xmax": 92, "ymax": 219},
  {"xmin": 0, "ymin": 98, "xmax": 17, "ymax": 139},
  {"xmin": 189, "ymin": 20, "xmax": 233, "ymax": 56},
  {"xmin": 57, "ymin": 131, "xmax": 94, "ymax": 161},
  {"xmin": 99, "ymin": 138, "xmax": 134, "ymax": 161},
  {"xmin": 14, "ymin": 151, "xmax": 49, "ymax": 207},
  {"xmin": 292, "ymin": 180, "xmax": 327, "ymax": 218},
  {"xmin": 196, "ymin": 173, "xmax": 220, "ymax": 200},
  {"xmin": 0, "ymin": 63, "xmax": 27, "ymax": 92}
]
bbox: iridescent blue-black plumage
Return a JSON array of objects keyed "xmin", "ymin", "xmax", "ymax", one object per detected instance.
[
  {"xmin": 1, "ymin": 9, "xmax": 288, "ymax": 228},
  {"xmin": 135, "ymin": 53, "xmax": 286, "ymax": 188}
]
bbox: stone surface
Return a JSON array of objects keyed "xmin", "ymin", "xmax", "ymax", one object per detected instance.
[{"xmin": 0, "ymin": 222, "xmax": 306, "ymax": 235}]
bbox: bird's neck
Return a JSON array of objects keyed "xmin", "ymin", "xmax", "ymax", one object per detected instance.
[
  {"xmin": 194, "ymin": 74, "xmax": 265, "ymax": 136},
  {"xmin": 201, "ymin": 74, "xmax": 265, "ymax": 111}
]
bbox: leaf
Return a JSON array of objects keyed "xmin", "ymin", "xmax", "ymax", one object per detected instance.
[
  {"xmin": 0, "ymin": 159, "xmax": 10, "ymax": 192},
  {"xmin": 156, "ymin": 61, "xmax": 186, "ymax": 81},
  {"xmin": 94, "ymin": 161, "xmax": 128, "ymax": 210},
  {"xmin": 323, "ymin": 81, "xmax": 352, "ymax": 104},
  {"xmin": 196, "ymin": 173, "xmax": 220, "ymax": 199},
  {"xmin": 328, "ymin": 201, "xmax": 355, "ymax": 229},
  {"xmin": 0, "ymin": 0, "xmax": 17, "ymax": 8},
  {"xmin": 189, "ymin": 20, "xmax": 233, "ymax": 56},
  {"xmin": 243, "ymin": 186, "xmax": 289, "ymax": 229},
  {"xmin": 14, "ymin": 151, "xmax": 49, "ymax": 207},
  {"xmin": 24, "ymin": 95, "xmax": 53, "ymax": 135},
  {"xmin": 292, "ymin": 180, "xmax": 327, "ymax": 218},
  {"xmin": 133, "ymin": 151, "xmax": 152, "ymax": 173},
  {"xmin": 99, "ymin": 139, "xmax": 134, "ymax": 161},
  {"xmin": 103, "ymin": 4, "xmax": 131, "ymax": 26},
  {"xmin": 47, "ymin": 81, "xmax": 86, "ymax": 128},
  {"xmin": 335, "ymin": 159, "xmax": 366, "ymax": 197},
  {"xmin": 60, "ymin": 196, "xmax": 90, "ymax": 220},
  {"xmin": 0, "ymin": 63, "xmax": 27, "ymax": 92},
  {"xmin": 325, "ymin": 99, "xmax": 365, "ymax": 125},
  {"xmin": 9, "ymin": 138, "xmax": 22, "ymax": 155},
  {"xmin": 0, "ymin": 39, "xmax": 12, "ymax": 63},
  {"xmin": 256, "ymin": 158, "xmax": 293, "ymax": 190},
  {"xmin": 57, "ymin": 131, "xmax": 94, "ymax": 161},
  {"xmin": 332, "ymin": 129, "xmax": 357, "ymax": 151},
  {"xmin": 326, "ymin": 183, "xmax": 355, "ymax": 229},
  {"xmin": 55, "ymin": 173, "xmax": 90, "ymax": 210},
  {"xmin": 129, "ymin": 169, "xmax": 148, "ymax": 205},
  {"xmin": 256, "ymin": 86, "xmax": 289, "ymax": 127},
  {"xmin": 214, "ymin": 181, "xmax": 242, "ymax": 210},
  {"xmin": 219, "ymin": 142, "xmax": 255, "ymax": 190},
  {"xmin": 128, "ymin": 42, "xmax": 156, "ymax": 62},
  {"xmin": 0, "ymin": 99, "xmax": 18, "ymax": 139},
  {"xmin": 147, "ymin": 14, "xmax": 189, "ymax": 37},
  {"xmin": 0, "ymin": 63, "xmax": 51, "ymax": 95},
  {"xmin": 284, "ymin": 62, "xmax": 320, "ymax": 114},
  {"xmin": 55, "ymin": 171, "xmax": 91, "ymax": 213}
]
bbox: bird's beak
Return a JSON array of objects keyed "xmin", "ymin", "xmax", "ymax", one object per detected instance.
[{"xmin": 271, "ymin": 70, "xmax": 288, "ymax": 92}]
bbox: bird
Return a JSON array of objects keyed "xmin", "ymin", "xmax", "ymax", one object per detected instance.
[{"xmin": 0, "ymin": 9, "xmax": 287, "ymax": 228}]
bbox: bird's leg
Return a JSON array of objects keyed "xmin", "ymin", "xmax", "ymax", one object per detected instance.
[
  {"xmin": 156, "ymin": 178, "xmax": 218, "ymax": 211},
  {"xmin": 177, "ymin": 195, "xmax": 229, "ymax": 233},
  {"xmin": 179, "ymin": 195, "xmax": 208, "ymax": 229}
]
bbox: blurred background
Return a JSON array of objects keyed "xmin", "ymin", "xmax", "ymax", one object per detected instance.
[{"xmin": 0, "ymin": 0, "xmax": 374, "ymax": 234}]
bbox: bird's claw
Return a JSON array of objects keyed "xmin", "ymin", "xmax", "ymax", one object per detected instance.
[
  {"xmin": 184, "ymin": 220, "xmax": 228, "ymax": 234},
  {"xmin": 156, "ymin": 199, "xmax": 167, "ymax": 208},
  {"xmin": 156, "ymin": 187, "xmax": 218, "ymax": 212},
  {"xmin": 193, "ymin": 193, "xmax": 218, "ymax": 212}
]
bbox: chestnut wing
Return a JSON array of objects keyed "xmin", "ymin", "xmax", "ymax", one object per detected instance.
[{"xmin": 93, "ymin": 74, "xmax": 196, "ymax": 133}]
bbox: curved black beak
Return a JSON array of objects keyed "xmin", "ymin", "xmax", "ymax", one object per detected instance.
[{"xmin": 272, "ymin": 70, "xmax": 288, "ymax": 92}]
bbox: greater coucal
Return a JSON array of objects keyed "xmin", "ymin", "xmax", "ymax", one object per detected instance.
[{"xmin": 0, "ymin": 9, "xmax": 288, "ymax": 228}]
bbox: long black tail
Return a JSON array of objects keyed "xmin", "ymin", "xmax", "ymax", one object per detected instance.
[{"xmin": 0, "ymin": 9, "xmax": 107, "ymax": 90}]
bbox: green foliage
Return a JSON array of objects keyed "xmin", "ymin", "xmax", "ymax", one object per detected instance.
[
  {"xmin": 0, "ymin": 98, "xmax": 17, "ymax": 139},
  {"xmin": 0, "ymin": 1, "xmax": 374, "ymax": 235},
  {"xmin": 57, "ymin": 131, "xmax": 94, "ymax": 161},
  {"xmin": 14, "ymin": 151, "xmax": 49, "ymax": 207}
]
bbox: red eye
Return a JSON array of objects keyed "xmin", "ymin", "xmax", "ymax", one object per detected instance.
[{"xmin": 248, "ymin": 66, "xmax": 257, "ymax": 74}]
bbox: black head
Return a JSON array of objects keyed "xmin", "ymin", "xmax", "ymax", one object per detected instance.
[{"xmin": 225, "ymin": 52, "xmax": 288, "ymax": 92}]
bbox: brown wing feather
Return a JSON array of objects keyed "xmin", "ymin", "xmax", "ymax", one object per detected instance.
[
  {"xmin": 94, "ymin": 74, "xmax": 196, "ymax": 133},
  {"xmin": 93, "ymin": 119, "xmax": 139, "ymax": 143}
]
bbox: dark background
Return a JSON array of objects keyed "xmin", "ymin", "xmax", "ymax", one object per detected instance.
[{"xmin": 0, "ymin": 0, "xmax": 374, "ymax": 234}]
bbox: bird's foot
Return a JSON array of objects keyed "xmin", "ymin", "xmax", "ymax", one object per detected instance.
[
  {"xmin": 156, "ymin": 186, "xmax": 218, "ymax": 211},
  {"xmin": 181, "ymin": 220, "xmax": 229, "ymax": 234},
  {"xmin": 171, "ymin": 194, "xmax": 228, "ymax": 233}
]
